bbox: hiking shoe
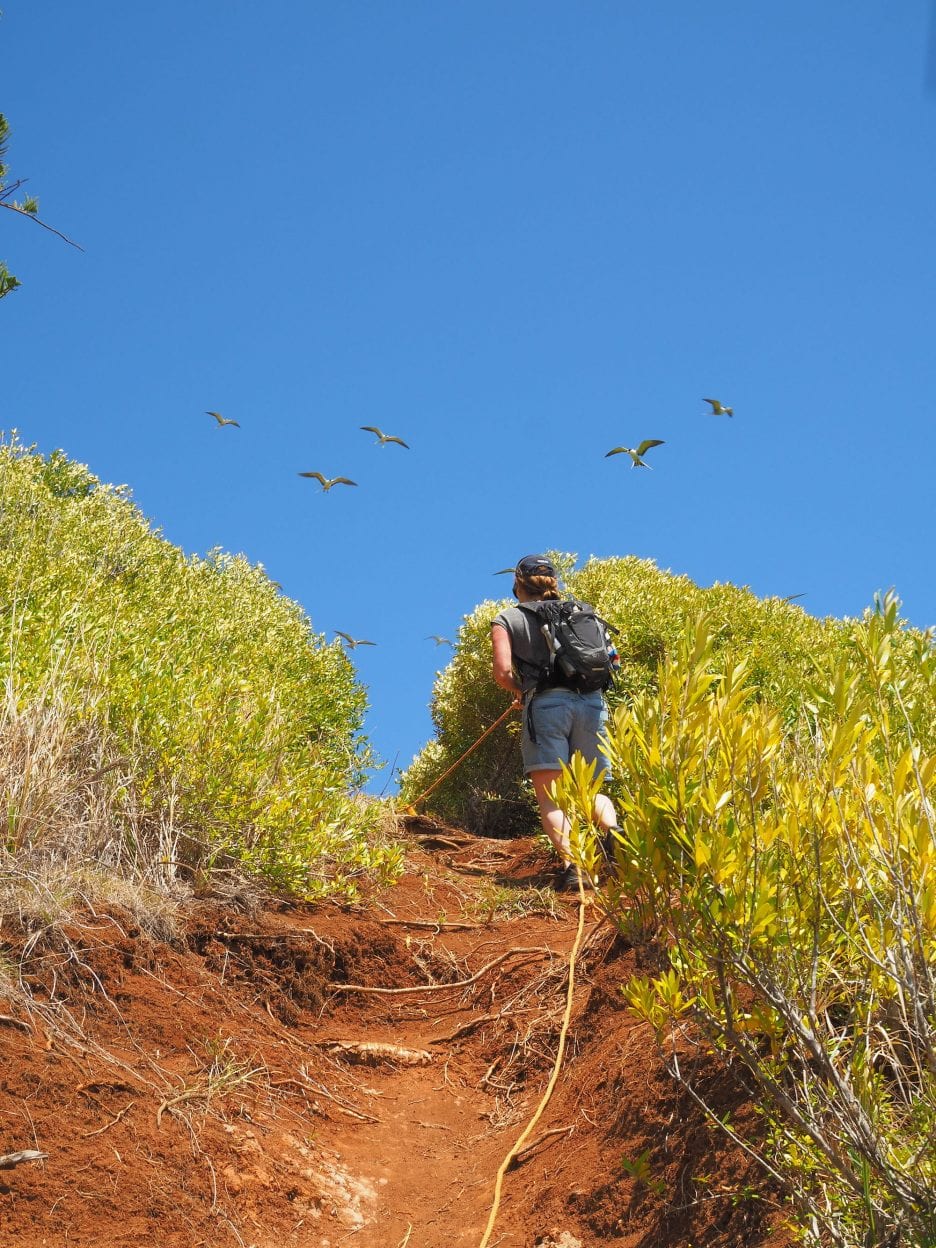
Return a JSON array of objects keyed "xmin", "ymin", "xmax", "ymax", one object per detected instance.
[
  {"xmin": 599, "ymin": 827, "xmax": 620, "ymax": 866},
  {"xmin": 555, "ymin": 863, "xmax": 596, "ymax": 893}
]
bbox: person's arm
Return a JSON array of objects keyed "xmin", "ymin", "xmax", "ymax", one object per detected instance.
[{"xmin": 491, "ymin": 622, "xmax": 522, "ymax": 701}]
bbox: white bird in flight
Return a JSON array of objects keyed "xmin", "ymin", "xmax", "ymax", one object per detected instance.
[
  {"xmin": 334, "ymin": 631, "xmax": 376, "ymax": 649},
  {"xmin": 605, "ymin": 439, "xmax": 665, "ymax": 468},
  {"xmin": 298, "ymin": 472, "xmax": 358, "ymax": 491},
  {"xmin": 703, "ymin": 398, "xmax": 733, "ymax": 417},
  {"xmin": 361, "ymin": 426, "xmax": 409, "ymax": 448}
]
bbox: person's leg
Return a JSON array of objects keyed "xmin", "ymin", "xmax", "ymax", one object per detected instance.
[
  {"xmin": 569, "ymin": 696, "xmax": 619, "ymax": 834},
  {"xmin": 522, "ymin": 695, "xmax": 598, "ymax": 886},
  {"xmin": 594, "ymin": 791, "xmax": 618, "ymax": 832},
  {"xmin": 528, "ymin": 768, "xmax": 571, "ymax": 861},
  {"xmin": 529, "ymin": 768, "xmax": 601, "ymax": 891},
  {"xmin": 520, "ymin": 695, "xmax": 574, "ymax": 862}
]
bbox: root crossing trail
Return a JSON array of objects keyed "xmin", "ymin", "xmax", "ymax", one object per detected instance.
[{"xmin": 306, "ymin": 822, "xmax": 597, "ymax": 1247}]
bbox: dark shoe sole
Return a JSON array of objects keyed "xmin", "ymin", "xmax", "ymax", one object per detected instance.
[{"xmin": 555, "ymin": 864, "xmax": 597, "ymax": 893}]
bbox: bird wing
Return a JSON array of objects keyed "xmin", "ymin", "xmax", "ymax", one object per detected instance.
[
  {"xmin": 385, "ymin": 436, "xmax": 409, "ymax": 448},
  {"xmin": 635, "ymin": 440, "xmax": 664, "ymax": 455},
  {"xmin": 361, "ymin": 426, "xmax": 383, "ymax": 437},
  {"xmin": 357, "ymin": 640, "xmax": 377, "ymax": 646},
  {"xmin": 703, "ymin": 398, "xmax": 721, "ymax": 412},
  {"xmin": 493, "ymin": 568, "xmax": 516, "ymax": 575},
  {"xmin": 605, "ymin": 447, "xmax": 629, "ymax": 458},
  {"xmin": 335, "ymin": 631, "xmax": 353, "ymax": 644},
  {"xmin": 333, "ymin": 478, "xmax": 358, "ymax": 487},
  {"xmin": 206, "ymin": 411, "xmax": 224, "ymax": 423},
  {"xmin": 299, "ymin": 472, "xmax": 327, "ymax": 485}
]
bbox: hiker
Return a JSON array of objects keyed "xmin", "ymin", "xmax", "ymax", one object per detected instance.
[{"xmin": 490, "ymin": 554, "xmax": 619, "ymax": 891}]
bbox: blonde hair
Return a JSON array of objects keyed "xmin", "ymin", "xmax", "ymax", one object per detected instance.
[{"xmin": 516, "ymin": 572, "xmax": 561, "ymax": 601}]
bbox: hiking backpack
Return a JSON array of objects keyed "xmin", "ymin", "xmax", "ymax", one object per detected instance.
[{"xmin": 517, "ymin": 599, "xmax": 619, "ymax": 695}]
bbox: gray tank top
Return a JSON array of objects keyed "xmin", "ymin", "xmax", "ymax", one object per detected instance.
[{"xmin": 493, "ymin": 602, "xmax": 574, "ymax": 695}]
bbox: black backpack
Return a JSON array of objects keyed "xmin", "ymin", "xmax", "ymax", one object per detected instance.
[{"xmin": 517, "ymin": 599, "xmax": 618, "ymax": 695}]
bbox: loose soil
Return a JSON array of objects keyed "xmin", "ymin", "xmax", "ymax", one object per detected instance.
[{"xmin": 0, "ymin": 817, "xmax": 793, "ymax": 1247}]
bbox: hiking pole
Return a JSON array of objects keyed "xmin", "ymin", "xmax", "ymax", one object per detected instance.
[{"xmin": 403, "ymin": 702, "xmax": 518, "ymax": 816}]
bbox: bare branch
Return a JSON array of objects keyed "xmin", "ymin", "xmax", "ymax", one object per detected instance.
[{"xmin": 0, "ymin": 199, "xmax": 84, "ymax": 251}]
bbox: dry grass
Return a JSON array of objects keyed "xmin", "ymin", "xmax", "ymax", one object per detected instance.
[
  {"xmin": 0, "ymin": 682, "xmax": 187, "ymax": 943},
  {"xmin": 0, "ymin": 673, "xmax": 192, "ymax": 867},
  {"xmin": 472, "ymin": 880, "xmax": 562, "ymax": 923},
  {"xmin": 0, "ymin": 680, "xmax": 400, "ymax": 952}
]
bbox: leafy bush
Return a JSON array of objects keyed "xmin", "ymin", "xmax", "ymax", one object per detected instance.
[
  {"xmin": 0, "ymin": 435, "xmax": 400, "ymax": 898},
  {"xmin": 401, "ymin": 552, "xmax": 852, "ymax": 833},
  {"xmin": 557, "ymin": 600, "xmax": 936, "ymax": 1247},
  {"xmin": 401, "ymin": 599, "xmax": 532, "ymax": 834}
]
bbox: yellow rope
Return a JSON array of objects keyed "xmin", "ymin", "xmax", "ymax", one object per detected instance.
[
  {"xmin": 478, "ymin": 878, "xmax": 589, "ymax": 1248},
  {"xmin": 404, "ymin": 703, "xmax": 516, "ymax": 814}
]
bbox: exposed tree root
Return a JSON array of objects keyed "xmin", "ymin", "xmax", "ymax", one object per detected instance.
[
  {"xmin": 321, "ymin": 1040, "xmax": 432, "ymax": 1066},
  {"xmin": 0, "ymin": 1150, "xmax": 48, "ymax": 1169},
  {"xmin": 331, "ymin": 946, "xmax": 553, "ymax": 996}
]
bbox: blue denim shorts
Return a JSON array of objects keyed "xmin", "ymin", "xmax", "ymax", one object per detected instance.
[{"xmin": 521, "ymin": 688, "xmax": 611, "ymax": 776}]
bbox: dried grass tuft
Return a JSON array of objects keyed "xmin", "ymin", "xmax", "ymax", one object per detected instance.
[{"xmin": 0, "ymin": 681, "xmax": 186, "ymax": 942}]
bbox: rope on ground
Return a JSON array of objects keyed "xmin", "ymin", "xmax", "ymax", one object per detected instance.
[{"xmin": 477, "ymin": 878, "xmax": 589, "ymax": 1248}]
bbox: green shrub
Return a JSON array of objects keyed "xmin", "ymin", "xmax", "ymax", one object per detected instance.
[
  {"xmin": 401, "ymin": 552, "xmax": 853, "ymax": 832},
  {"xmin": 556, "ymin": 600, "xmax": 936, "ymax": 1247},
  {"xmin": 0, "ymin": 434, "xmax": 400, "ymax": 897},
  {"xmin": 400, "ymin": 599, "xmax": 533, "ymax": 834}
]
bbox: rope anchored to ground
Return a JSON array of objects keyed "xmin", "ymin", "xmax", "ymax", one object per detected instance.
[{"xmin": 478, "ymin": 879, "xmax": 590, "ymax": 1248}]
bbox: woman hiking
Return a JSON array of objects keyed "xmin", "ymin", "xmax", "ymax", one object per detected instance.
[{"xmin": 490, "ymin": 554, "xmax": 619, "ymax": 892}]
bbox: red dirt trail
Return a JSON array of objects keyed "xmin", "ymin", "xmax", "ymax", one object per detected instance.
[{"xmin": 0, "ymin": 817, "xmax": 791, "ymax": 1247}]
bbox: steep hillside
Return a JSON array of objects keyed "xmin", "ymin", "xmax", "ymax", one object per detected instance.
[
  {"xmin": 5, "ymin": 439, "xmax": 936, "ymax": 1247},
  {"xmin": 0, "ymin": 435, "xmax": 396, "ymax": 896},
  {"xmin": 0, "ymin": 817, "xmax": 789, "ymax": 1248}
]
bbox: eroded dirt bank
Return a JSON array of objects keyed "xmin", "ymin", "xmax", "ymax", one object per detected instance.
[{"xmin": 0, "ymin": 818, "xmax": 790, "ymax": 1247}]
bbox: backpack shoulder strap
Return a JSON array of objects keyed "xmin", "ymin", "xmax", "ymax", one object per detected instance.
[
  {"xmin": 568, "ymin": 599, "xmax": 619, "ymax": 634},
  {"xmin": 512, "ymin": 603, "xmax": 557, "ymax": 732}
]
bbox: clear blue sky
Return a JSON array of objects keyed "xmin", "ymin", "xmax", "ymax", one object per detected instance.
[{"xmin": 4, "ymin": 2, "xmax": 936, "ymax": 791}]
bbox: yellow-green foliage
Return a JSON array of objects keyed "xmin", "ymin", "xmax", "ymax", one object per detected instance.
[
  {"xmin": 557, "ymin": 602, "xmax": 936, "ymax": 1246},
  {"xmin": 402, "ymin": 552, "xmax": 852, "ymax": 832},
  {"xmin": 401, "ymin": 599, "xmax": 530, "ymax": 834},
  {"xmin": 0, "ymin": 436, "xmax": 397, "ymax": 896}
]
